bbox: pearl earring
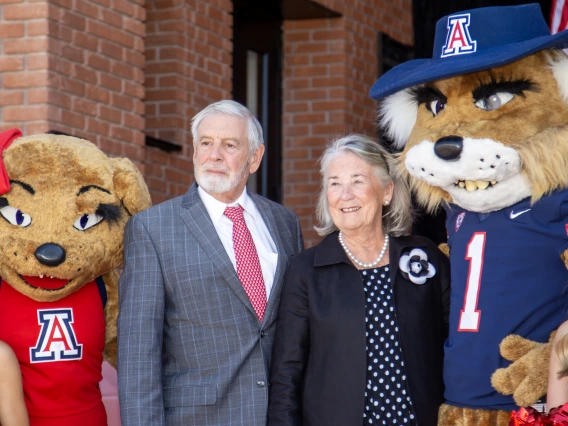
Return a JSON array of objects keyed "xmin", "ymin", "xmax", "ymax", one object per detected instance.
[{"xmin": 383, "ymin": 199, "xmax": 390, "ymax": 206}]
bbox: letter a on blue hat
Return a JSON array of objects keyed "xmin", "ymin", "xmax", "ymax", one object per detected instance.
[{"xmin": 370, "ymin": 3, "xmax": 568, "ymax": 100}]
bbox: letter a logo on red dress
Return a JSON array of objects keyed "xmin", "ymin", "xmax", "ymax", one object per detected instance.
[
  {"xmin": 30, "ymin": 309, "xmax": 83, "ymax": 363},
  {"xmin": 441, "ymin": 14, "xmax": 477, "ymax": 57}
]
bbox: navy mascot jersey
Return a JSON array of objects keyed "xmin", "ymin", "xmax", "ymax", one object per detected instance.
[{"xmin": 443, "ymin": 189, "xmax": 568, "ymax": 411}]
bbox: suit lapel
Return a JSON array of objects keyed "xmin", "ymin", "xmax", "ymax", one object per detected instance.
[
  {"xmin": 250, "ymin": 193, "xmax": 286, "ymax": 326},
  {"xmin": 180, "ymin": 184, "xmax": 257, "ymax": 318}
]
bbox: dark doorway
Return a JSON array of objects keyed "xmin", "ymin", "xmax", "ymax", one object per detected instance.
[
  {"xmin": 232, "ymin": 0, "xmax": 341, "ymax": 203},
  {"xmin": 233, "ymin": 0, "xmax": 283, "ymax": 202}
]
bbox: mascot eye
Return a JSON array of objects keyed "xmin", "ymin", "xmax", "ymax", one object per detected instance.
[
  {"xmin": 73, "ymin": 213, "xmax": 104, "ymax": 231},
  {"xmin": 475, "ymin": 92, "xmax": 515, "ymax": 111},
  {"xmin": 429, "ymin": 100, "xmax": 445, "ymax": 116},
  {"xmin": 0, "ymin": 206, "xmax": 32, "ymax": 227}
]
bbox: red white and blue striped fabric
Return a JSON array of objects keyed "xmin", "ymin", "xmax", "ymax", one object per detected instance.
[{"xmin": 551, "ymin": 0, "xmax": 568, "ymax": 34}]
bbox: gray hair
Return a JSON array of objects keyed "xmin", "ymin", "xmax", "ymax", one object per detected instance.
[
  {"xmin": 314, "ymin": 134, "xmax": 413, "ymax": 237},
  {"xmin": 190, "ymin": 100, "xmax": 264, "ymax": 154}
]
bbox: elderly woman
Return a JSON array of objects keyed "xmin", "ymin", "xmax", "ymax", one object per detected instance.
[{"xmin": 267, "ymin": 134, "xmax": 450, "ymax": 426}]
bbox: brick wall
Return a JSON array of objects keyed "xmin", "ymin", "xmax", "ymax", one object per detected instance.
[
  {"xmin": 0, "ymin": 0, "xmax": 146, "ymax": 168},
  {"xmin": 144, "ymin": 0, "xmax": 233, "ymax": 204},
  {"xmin": 282, "ymin": 0, "xmax": 413, "ymax": 247},
  {"xmin": 0, "ymin": 0, "xmax": 414, "ymax": 245}
]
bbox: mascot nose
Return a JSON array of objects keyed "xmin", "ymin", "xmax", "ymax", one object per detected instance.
[
  {"xmin": 35, "ymin": 243, "xmax": 66, "ymax": 267},
  {"xmin": 434, "ymin": 136, "xmax": 463, "ymax": 161}
]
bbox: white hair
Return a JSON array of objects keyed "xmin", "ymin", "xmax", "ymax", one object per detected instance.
[
  {"xmin": 191, "ymin": 100, "xmax": 264, "ymax": 154},
  {"xmin": 314, "ymin": 134, "xmax": 413, "ymax": 237}
]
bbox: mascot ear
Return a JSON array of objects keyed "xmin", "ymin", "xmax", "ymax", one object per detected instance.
[
  {"xmin": 378, "ymin": 89, "xmax": 418, "ymax": 149},
  {"xmin": 110, "ymin": 158, "xmax": 152, "ymax": 216}
]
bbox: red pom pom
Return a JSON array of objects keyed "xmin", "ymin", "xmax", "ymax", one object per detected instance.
[{"xmin": 510, "ymin": 403, "xmax": 568, "ymax": 425}]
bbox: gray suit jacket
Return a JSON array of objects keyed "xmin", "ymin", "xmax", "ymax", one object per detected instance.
[{"xmin": 117, "ymin": 183, "xmax": 304, "ymax": 426}]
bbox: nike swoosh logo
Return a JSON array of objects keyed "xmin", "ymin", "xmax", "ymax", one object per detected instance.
[{"xmin": 510, "ymin": 208, "xmax": 531, "ymax": 219}]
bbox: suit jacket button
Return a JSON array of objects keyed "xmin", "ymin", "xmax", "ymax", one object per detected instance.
[
  {"xmin": 257, "ymin": 380, "xmax": 265, "ymax": 387},
  {"xmin": 260, "ymin": 331, "xmax": 266, "ymax": 338}
]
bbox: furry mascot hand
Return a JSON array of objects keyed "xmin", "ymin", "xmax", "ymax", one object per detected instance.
[{"xmin": 492, "ymin": 334, "xmax": 553, "ymax": 407}]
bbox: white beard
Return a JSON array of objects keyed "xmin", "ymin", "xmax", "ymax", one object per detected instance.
[{"xmin": 194, "ymin": 161, "xmax": 249, "ymax": 194}]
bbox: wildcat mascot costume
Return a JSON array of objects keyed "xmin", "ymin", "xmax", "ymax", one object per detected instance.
[
  {"xmin": 0, "ymin": 131, "xmax": 151, "ymax": 426},
  {"xmin": 370, "ymin": 4, "xmax": 568, "ymax": 426}
]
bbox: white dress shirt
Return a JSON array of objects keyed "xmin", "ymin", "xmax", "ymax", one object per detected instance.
[{"xmin": 198, "ymin": 186, "xmax": 279, "ymax": 297}]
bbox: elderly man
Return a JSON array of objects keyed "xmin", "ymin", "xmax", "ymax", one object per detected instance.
[{"xmin": 117, "ymin": 100, "xmax": 304, "ymax": 426}]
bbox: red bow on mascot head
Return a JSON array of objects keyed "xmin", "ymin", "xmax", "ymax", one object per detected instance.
[{"xmin": 0, "ymin": 128, "xmax": 22, "ymax": 195}]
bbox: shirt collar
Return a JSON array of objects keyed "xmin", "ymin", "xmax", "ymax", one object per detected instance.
[{"xmin": 198, "ymin": 186, "xmax": 258, "ymax": 224}]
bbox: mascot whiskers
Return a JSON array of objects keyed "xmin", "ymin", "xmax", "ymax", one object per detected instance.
[
  {"xmin": 370, "ymin": 4, "xmax": 568, "ymax": 425},
  {"xmin": 0, "ymin": 132, "xmax": 151, "ymax": 426}
]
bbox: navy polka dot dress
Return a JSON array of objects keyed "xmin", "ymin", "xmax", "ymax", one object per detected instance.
[{"xmin": 361, "ymin": 265, "xmax": 417, "ymax": 426}]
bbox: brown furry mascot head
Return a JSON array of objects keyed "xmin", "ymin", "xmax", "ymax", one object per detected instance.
[
  {"xmin": 0, "ymin": 132, "xmax": 151, "ymax": 424},
  {"xmin": 371, "ymin": 3, "xmax": 568, "ymax": 424}
]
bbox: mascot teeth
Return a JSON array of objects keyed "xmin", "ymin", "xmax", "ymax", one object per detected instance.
[{"xmin": 454, "ymin": 180, "xmax": 496, "ymax": 191}]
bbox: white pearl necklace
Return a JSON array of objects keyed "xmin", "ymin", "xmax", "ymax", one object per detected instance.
[{"xmin": 338, "ymin": 232, "xmax": 389, "ymax": 269}]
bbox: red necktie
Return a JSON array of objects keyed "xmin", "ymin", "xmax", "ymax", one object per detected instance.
[{"xmin": 224, "ymin": 205, "xmax": 267, "ymax": 321}]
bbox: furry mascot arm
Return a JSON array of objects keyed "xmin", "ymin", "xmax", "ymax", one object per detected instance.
[{"xmin": 491, "ymin": 248, "xmax": 568, "ymax": 406}]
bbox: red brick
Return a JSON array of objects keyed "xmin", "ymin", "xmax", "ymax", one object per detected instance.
[
  {"xmin": 0, "ymin": 57, "xmax": 24, "ymax": 72},
  {"xmin": 0, "ymin": 91, "xmax": 24, "ymax": 105},
  {"xmin": 293, "ymin": 113, "xmax": 326, "ymax": 124},
  {"xmin": 48, "ymin": 91, "xmax": 72, "ymax": 108},
  {"xmin": 123, "ymin": 112, "xmax": 144, "ymax": 130},
  {"xmin": 312, "ymin": 53, "xmax": 346, "ymax": 65},
  {"xmin": 27, "ymin": 20, "xmax": 49, "ymax": 36},
  {"xmin": 72, "ymin": 98, "xmax": 98, "ymax": 116},
  {"xmin": 85, "ymin": 85, "xmax": 111, "ymax": 103},
  {"xmin": 99, "ymin": 106, "xmax": 122, "ymax": 124},
  {"xmin": 25, "ymin": 122, "xmax": 51, "ymax": 135},
  {"xmin": 3, "ymin": 71, "xmax": 49, "ymax": 88},
  {"xmin": 110, "ymin": 93, "xmax": 134, "ymax": 111},
  {"xmin": 312, "ymin": 29, "xmax": 347, "ymax": 41},
  {"xmin": 110, "ymin": 126, "xmax": 134, "ymax": 143},
  {"xmin": 87, "ymin": 54, "xmax": 111, "ymax": 72},
  {"xmin": 0, "ymin": 22, "xmax": 24, "ymax": 37},
  {"xmin": 286, "ymin": 32, "xmax": 311, "ymax": 43},
  {"xmin": 101, "ymin": 8, "xmax": 123, "ymax": 28},
  {"xmin": 3, "ymin": 3, "xmax": 49, "ymax": 19},
  {"xmin": 61, "ymin": 110, "xmax": 85, "ymax": 128},
  {"xmin": 293, "ymin": 66, "xmax": 328, "ymax": 77},
  {"xmin": 99, "ymin": 74, "xmax": 122, "ymax": 92},
  {"xmin": 73, "ymin": 64, "xmax": 98, "ymax": 84},
  {"xmin": 60, "ymin": 78, "xmax": 86, "ymax": 96},
  {"xmin": 3, "ymin": 105, "xmax": 48, "ymax": 121},
  {"xmin": 294, "ymin": 42, "xmax": 329, "ymax": 54},
  {"xmin": 74, "ymin": 32, "xmax": 99, "ymax": 52},
  {"xmin": 60, "ymin": 10, "xmax": 86, "ymax": 31},
  {"xmin": 3, "ymin": 37, "xmax": 48, "ymax": 54}
]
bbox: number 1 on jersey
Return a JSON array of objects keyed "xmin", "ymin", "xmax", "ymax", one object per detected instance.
[{"xmin": 458, "ymin": 232, "xmax": 486, "ymax": 332}]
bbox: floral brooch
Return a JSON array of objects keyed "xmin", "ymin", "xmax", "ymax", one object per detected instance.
[{"xmin": 399, "ymin": 248, "xmax": 436, "ymax": 285}]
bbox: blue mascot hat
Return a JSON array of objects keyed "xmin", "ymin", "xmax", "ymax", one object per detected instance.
[{"xmin": 369, "ymin": 3, "xmax": 568, "ymax": 100}]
